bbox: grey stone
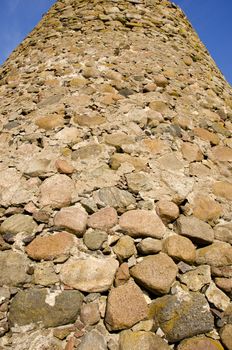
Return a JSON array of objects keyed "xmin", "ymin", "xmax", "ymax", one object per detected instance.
[
  {"xmin": 83, "ymin": 229, "xmax": 108, "ymax": 250},
  {"xmin": 77, "ymin": 330, "xmax": 107, "ymax": 350},
  {"xmin": 9, "ymin": 289, "xmax": 83, "ymax": 327},
  {"xmin": 0, "ymin": 251, "xmax": 29, "ymax": 286},
  {"xmin": 176, "ymin": 215, "xmax": 214, "ymax": 244},
  {"xmin": 0, "ymin": 214, "xmax": 38, "ymax": 236},
  {"xmin": 93, "ymin": 187, "xmax": 136, "ymax": 212}
]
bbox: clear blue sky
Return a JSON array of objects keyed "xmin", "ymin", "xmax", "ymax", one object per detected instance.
[{"xmin": 0, "ymin": 0, "xmax": 231, "ymax": 85}]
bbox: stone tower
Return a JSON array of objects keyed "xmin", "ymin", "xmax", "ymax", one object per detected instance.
[{"xmin": 0, "ymin": 0, "xmax": 231, "ymax": 349}]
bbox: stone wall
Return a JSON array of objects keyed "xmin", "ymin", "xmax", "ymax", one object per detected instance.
[{"xmin": 0, "ymin": 0, "xmax": 232, "ymax": 349}]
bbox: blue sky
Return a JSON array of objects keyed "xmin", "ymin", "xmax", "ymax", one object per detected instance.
[{"xmin": 0, "ymin": 0, "xmax": 231, "ymax": 85}]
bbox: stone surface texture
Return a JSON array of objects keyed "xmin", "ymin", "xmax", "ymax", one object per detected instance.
[{"xmin": 0, "ymin": 0, "xmax": 231, "ymax": 348}]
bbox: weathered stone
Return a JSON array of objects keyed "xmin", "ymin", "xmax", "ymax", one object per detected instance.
[
  {"xmin": 0, "ymin": 251, "xmax": 29, "ymax": 286},
  {"xmin": 137, "ymin": 238, "xmax": 162, "ymax": 255},
  {"xmin": 35, "ymin": 115, "xmax": 64, "ymax": 130},
  {"xmin": 212, "ymin": 181, "xmax": 232, "ymax": 200},
  {"xmin": 206, "ymin": 282, "xmax": 230, "ymax": 311},
  {"xmin": 115, "ymin": 263, "xmax": 130, "ymax": 287},
  {"xmin": 104, "ymin": 133, "xmax": 134, "ymax": 148},
  {"xmin": 26, "ymin": 232, "xmax": 74, "ymax": 261},
  {"xmin": 211, "ymin": 146, "xmax": 232, "ymax": 162},
  {"xmin": 176, "ymin": 215, "xmax": 214, "ymax": 244},
  {"xmin": 0, "ymin": 214, "xmax": 37, "ymax": 236},
  {"xmin": 178, "ymin": 336, "xmax": 224, "ymax": 350},
  {"xmin": 194, "ymin": 127, "xmax": 219, "ymax": 145},
  {"xmin": 110, "ymin": 153, "xmax": 147, "ymax": 171},
  {"xmin": 87, "ymin": 207, "xmax": 118, "ymax": 230},
  {"xmin": 163, "ymin": 235, "xmax": 196, "ymax": 263},
  {"xmin": 60, "ymin": 257, "xmax": 119, "ymax": 292},
  {"xmin": 156, "ymin": 200, "xmax": 179, "ymax": 224},
  {"xmin": 80, "ymin": 303, "xmax": 100, "ymax": 326},
  {"xmin": 54, "ymin": 207, "xmax": 88, "ymax": 236},
  {"xmin": 196, "ymin": 242, "xmax": 232, "ymax": 266},
  {"xmin": 179, "ymin": 265, "xmax": 211, "ymax": 291},
  {"xmin": 211, "ymin": 266, "xmax": 232, "ymax": 278},
  {"xmin": 83, "ymin": 229, "xmax": 108, "ymax": 250},
  {"xmin": 93, "ymin": 187, "xmax": 136, "ymax": 212},
  {"xmin": 214, "ymin": 223, "xmax": 232, "ymax": 244},
  {"xmin": 181, "ymin": 142, "xmax": 203, "ymax": 162},
  {"xmin": 55, "ymin": 159, "xmax": 75, "ymax": 174},
  {"xmin": 149, "ymin": 291, "xmax": 214, "ymax": 342},
  {"xmin": 105, "ymin": 280, "xmax": 148, "ymax": 331},
  {"xmin": 149, "ymin": 101, "xmax": 168, "ymax": 114},
  {"xmin": 126, "ymin": 172, "xmax": 154, "ymax": 193},
  {"xmin": 215, "ymin": 277, "xmax": 232, "ymax": 293},
  {"xmin": 9, "ymin": 289, "xmax": 83, "ymax": 327},
  {"xmin": 130, "ymin": 253, "xmax": 178, "ymax": 294},
  {"xmin": 113, "ymin": 235, "xmax": 136, "ymax": 261},
  {"xmin": 119, "ymin": 210, "xmax": 166, "ymax": 239},
  {"xmin": 40, "ymin": 174, "xmax": 75, "ymax": 208},
  {"xmin": 72, "ymin": 144, "xmax": 102, "ymax": 160},
  {"xmin": 77, "ymin": 330, "xmax": 107, "ymax": 350},
  {"xmin": 34, "ymin": 262, "xmax": 59, "ymax": 286},
  {"xmin": 119, "ymin": 330, "xmax": 170, "ymax": 350},
  {"xmin": 220, "ymin": 324, "xmax": 232, "ymax": 350},
  {"xmin": 192, "ymin": 195, "xmax": 222, "ymax": 222},
  {"xmin": 24, "ymin": 158, "xmax": 51, "ymax": 177}
]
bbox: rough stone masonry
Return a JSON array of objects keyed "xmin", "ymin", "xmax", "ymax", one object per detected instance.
[{"xmin": 0, "ymin": 0, "xmax": 232, "ymax": 349}]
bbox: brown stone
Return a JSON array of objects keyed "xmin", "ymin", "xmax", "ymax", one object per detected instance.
[
  {"xmin": 212, "ymin": 181, "xmax": 232, "ymax": 200},
  {"xmin": 87, "ymin": 207, "xmax": 118, "ymax": 230},
  {"xmin": 130, "ymin": 253, "xmax": 178, "ymax": 294},
  {"xmin": 26, "ymin": 232, "xmax": 74, "ymax": 261},
  {"xmin": 177, "ymin": 215, "xmax": 214, "ymax": 244},
  {"xmin": 178, "ymin": 336, "xmax": 224, "ymax": 350},
  {"xmin": 220, "ymin": 324, "xmax": 232, "ymax": 350},
  {"xmin": 104, "ymin": 133, "xmax": 134, "ymax": 147},
  {"xmin": 155, "ymin": 200, "xmax": 179, "ymax": 223},
  {"xmin": 39, "ymin": 174, "xmax": 75, "ymax": 208},
  {"xmin": 194, "ymin": 127, "xmax": 219, "ymax": 145},
  {"xmin": 55, "ymin": 159, "xmax": 75, "ymax": 174},
  {"xmin": 113, "ymin": 236, "xmax": 136, "ymax": 261},
  {"xmin": 149, "ymin": 101, "xmax": 169, "ymax": 114},
  {"xmin": 105, "ymin": 280, "xmax": 148, "ymax": 331},
  {"xmin": 163, "ymin": 235, "xmax": 196, "ymax": 263},
  {"xmin": 114, "ymin": 263, "xmax": 130, "ymax": 287},
  {"xmin": 80, "ymin": 303, "xmax": 100, "ymax": 326},
  {"xmin": 110, "ymin": 153, "xmax": 147, "ymax": 171},
  {"xmin": 35, "ymin": 114, "xmax": 64, "ymax": 130},
  {"xmin": 215, "ymin": 278, "xmax": 232, "ymax": 293},
  {"xmin": 73, "ymin": 114, "xmax": 106, "ymax": 127},
  {"xmin": 54, "ymin": 206, "xmax": 88, "ymax": 236},
  {"xmin": 211, "ymin": 146, "xmax": 232, "ymax": 162},
  {"xmin": 181, "ymin": 142, "xmax": 203, "ymax": 162},
  {"xmin": 192, "ymin": 195, "xmax": 222, "ymax": 222},
  {"xmin": 119, "ymin": 209, "xmax": 166, "ymax": 239},
  {"xmin": 142, "ymin": 139, "xmax": 169, "ymax": 155},
  {"xmin": 196, "ymin": 242, "xmax": 232, "ymax": 266},
  {"xmin": 119, "ymin": 330, "xmax": 170, "ymax": 350}
]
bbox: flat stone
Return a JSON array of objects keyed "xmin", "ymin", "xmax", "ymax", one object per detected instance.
[
  {"xmin": 212, "ymin": 181, "xmax": 232, "ymax": 200},
  {"xmin": 220, "ymin": 324, "xmax": 232, "ymax": 350},
  {"xmin": 26, "ymin": 232, "xmax": 74, "ymax": 261},
  {"xmin": 176, "ymin": 215, "xmax": 214, "ymax": 244},
  {"xmin": 196, "ymin": 242, "xmax": 232, "ymax": 266},
  {"xmin": 34, "ymin": 262, "xmax": 59, "ymax": 286},
  {"xmin": 40, "ymin": 174, "xmax": 75, "ymax": 208},
  {"xmin": 119, "ymin": 210, "xmax": 166, "ymax": 239},
  {"xmin": 130, "ymin": 253, "xmax": 178, "ymax": 294},
  {"xmin": 215, "ymin": 277, "xmax": 232, "ymax": 293},
  {"xmin": 113, "ymin": 235, "xmax": 136, "ymax": 261},
  {"xmin": 93, "ymin": 187, "xmax": 136, "ymax": 212},
  {"xmin": 104, "ymin": 133, "xmax": 134, "ymax": 147},
  {"xmin": 54, "ymin": 207, "xmax": 88, "ymax": 236},
  {"xmin": 156, "ymin": 200, "xmax": 179, "ymax": 224},
  {"xmin": 87, "ymin": 207, "xmax": 118, "ymax": 230},
  {"xmin": 214, "ymin": 223, "xmax": 232, "ymax": 244},
  {"xmin": 0, "ymin": 251, "xmax": 29, "ymax": 286},
  {"xmin": 110, "ymin": 153, "xmax": 147, "ymax": 171},
  {"xmin": 211, "ymin": 146, "xmax": 232, "ymax": 162},
  {"xmin": 73, "ymin": 114, "xmax": 106, "ymax": 127},
  {"xmin": 105, "ymin": 280, "xmax": 148, "ymax": 331},
  {"xmin": 77, "ymin": 330, "xmax": 107, "ymax": 350},
  {"xmin": 126, "ymin": 172, "xmax": 154, "ymax": 193},
  {"xmin": 119, "ymin": 330, "xmax": 170, "ymax": 350},
  {"xmin": 137, "ymin": 238, "xmax": 162, "ymax": 255},
  {"xmin": 60, "ymin": 257, "xmax": 119, "ymax": 292},
  {"xmin": 178, "ymin": 336, "xmax": 224, "ymax": 350},
  {"xmin": 142, "ymin": 139, "xmax": 169, "ymax": 155},
  {"xmin": 35, "ymin": 115, "xmax": 64, "ymax": 130},
  {"xmin": 163, "ymin": 235, "xmax": 196, "ymax": 263},
  {"xmin": 194, "ymin": 127, "xmax": 219, "ymax": 145},
  {"xmin": 179, "ymin": 265, "xmax": 211, "ymax": 291},
  {"xmin": 192, "ymin": 195, "xmax": 222, "ymax": 222},
  {"xmin": 181, "ymin": 142, "xmax": 203, "ymax": 162},
  {"xmin": 24, "ymin": 158, "xmax": 51, "ymax": 177},
  {"xmin": 211, "ymin": 266, "xmax": 232, "ymax": 278},
  {"xmin": 83, "ymin": 229, "xmax": 108, "ymax": 250},
  {"xmin": 161, "ymin": 172, "xmax": 194, "ymax": 204},
  {"xmin": 206, "ymin": 282, "xmax": 230, "ymax": 311},
  {"xmin": 158, "ymin": 153, "xmax": 184, "ymax": 172},
  {"xmin": 72, "ymin": 144, "xmax": 102, "ymax": 160},
  {"xmin": 9, "ymin": 289, "xmax": 83, "ymax": 327},
  {"xmin": 149, "ymin": 101, "xmax": 169, "ymax": 114},
  {"xmin": 149, "ymin": 291, "xmax": 214, "ymax": 342},
  {"xmin": 0, "ymin": 214, "xmax": 38, "ymax": 236}
]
